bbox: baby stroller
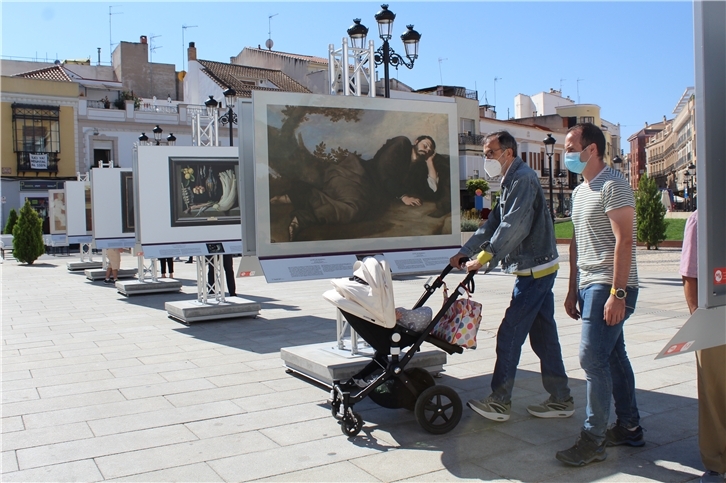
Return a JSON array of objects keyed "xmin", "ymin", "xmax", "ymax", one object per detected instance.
[{"xmin": 323, "ymin": 257, "xmax": 476, "ymax": 437}]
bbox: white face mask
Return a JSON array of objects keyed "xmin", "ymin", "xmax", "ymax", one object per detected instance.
[{"xmin": 483, "ymin": 158, "xmax": 502, "ymax": 178}]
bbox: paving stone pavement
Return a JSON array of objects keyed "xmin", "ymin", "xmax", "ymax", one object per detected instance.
[{"xmin": 1, "ymin": 247, "xmax": 707, "ymax": 482}]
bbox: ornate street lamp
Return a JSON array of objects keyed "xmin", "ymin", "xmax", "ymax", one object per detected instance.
[
  {"xmin": 152, "ymin": 125, "xmax": 163, "ymax": 146},
  {"xmin": 204, "ymin": 95, "xmax": 218, "ymax": 117},
  {"xmin": 347, "ymin": 19, "xmax": 369, "ymax": 49},
  {"xmin": 219, "ymin": 87, "xmax": 238, "ymax": 147},
  {"xmin": 368, "ymin": 4, "xmax": 421, "ymax": 98},
  {"xmin": 544, "ymin": 133, "xmax": 556, "ymax": 221},
  {"xmin": 138, "ymin": 132, "xmax": 149, "ymax": 145},
  {"xmin": 166, "ymin": 133, "xmax": 176, "ymax": 146}
]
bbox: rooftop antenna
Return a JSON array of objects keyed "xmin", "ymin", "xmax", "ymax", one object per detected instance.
[
  {"xmin": 109, "ymin": 5, "xmax": 123, "ymax": 64},
  {"xmin": 97, "ymin": 47, "xmax": 101, "ymax": 66},
  {"xmin": 577, "ymin": 78, "xmax": 584, "ymax": 103},
  {"xmin": 149, "ymin": 34, "xmax": 162, "ymax": 62},
  {"xmin": 182, "ymin": 24, "xmax": 198, "ymax": 72},
  {"xmin": 559, "ymin": 78, "xmax": 566, "ymax": 93},
  {"xmin": 438, "ymin": 57, "xmax": 447, "ymax": 85},
  {"xmin": 266, "ymin": 13, "xmax": 278, "ymax": 50},
  {"xmin": 494, "ymin": 77, "xmax": 502, "ymax": 117}
]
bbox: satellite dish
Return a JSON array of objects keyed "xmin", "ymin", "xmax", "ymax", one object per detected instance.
[{"xmin": 265, "ymin": 38, "xmax": 273, "ymax": 50}]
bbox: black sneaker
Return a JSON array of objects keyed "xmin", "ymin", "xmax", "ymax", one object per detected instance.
[
  {"xmin": 605, "ymin": 422, "xmax": 645, "ymax": 447},
  {"xmin": 556, "ymin": 431, "xmax": 607, "ymax": 466},
  {"xmin": 103, "ymin": 278, "xmax": 113, "ymax": 284}
]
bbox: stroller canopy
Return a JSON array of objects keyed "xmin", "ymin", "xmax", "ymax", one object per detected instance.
[{"xmin": 324, "ymin": 257, "xmax": 397, "ymax": 328}]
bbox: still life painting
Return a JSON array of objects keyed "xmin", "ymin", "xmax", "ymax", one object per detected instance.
[{"xmin": 169, "ymin": 157, "xmax": 240, "ymax": 227}]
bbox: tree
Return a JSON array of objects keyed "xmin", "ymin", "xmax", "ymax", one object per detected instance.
[
  {"xmin": 466, "ymin": 178, "xmax": 490, "ymax": 197},
  {"xmin": 4, "ymin": 208, "xmax": 18, "ymax": 234},
  {"xmin": 12, "ymin": 201, "xmax": 45, "ymax": 264},
  {"xmin": 636, "ymin": 174, "xmax": 667, "ymax": 250}
]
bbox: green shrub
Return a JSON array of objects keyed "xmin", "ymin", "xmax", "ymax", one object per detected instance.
[
  {"xmin": 12, "ymin": 201, "xmax": 45, "ymax": 264},
  {"xmin": 460, "ymin": 209, "xmax": 482, "ymax": 232},
  {"xmin": 466, "ymin": 178, "xmax": 489, "ymax": 196},
  {"xmin": 635, "ymin": 174, "xmax": 667, "ymax": 250},
  {"xmin": 4, "ymin": 208, "xmax": 18, "ymax": 234}
]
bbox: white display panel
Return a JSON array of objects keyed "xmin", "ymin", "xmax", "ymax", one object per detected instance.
[
  {"xmin": 65, "ymin": 180, "xmax": 92, "ymax": 243},
  {"xmin": 135, "ymin": 146, "xmax": 242, "ymax": 257},
  {"xmin": 251, "ymin": 91, "xmax": 461, "ymax": 259},
  {"xmin": 91, "ymin": 167, "xmax": 135, "ymax": 248}
]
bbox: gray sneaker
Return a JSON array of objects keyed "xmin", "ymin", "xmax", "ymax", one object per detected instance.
[
  {"xmin": 527, "ymin": 396, "xmax": 575, "ymax": 418},
  {"xmin": 467, "ymin": 396, "xmax": 511, "ymax": 421},
  {"xmin": 700, "ymin": 470, "xmax": 725, "ymax": 483}
]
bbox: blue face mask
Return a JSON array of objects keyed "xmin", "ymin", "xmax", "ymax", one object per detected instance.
[{"xmin": 564, "ymin": 146, "xmax": 592, "ymax": 174}]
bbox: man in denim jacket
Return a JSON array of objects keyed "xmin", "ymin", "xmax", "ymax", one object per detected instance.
[{"xmin": 449, "ymin": 130, "xmax": 573, "ymax": 422}]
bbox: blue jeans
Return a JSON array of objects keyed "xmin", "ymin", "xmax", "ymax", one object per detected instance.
[
  {"xmin": 579, "ymin": 284, "xmax": 639, "ymax": 443},
  {"xmin": 490, "ymin": 272, "xmax": 571, "ymax": 403}
]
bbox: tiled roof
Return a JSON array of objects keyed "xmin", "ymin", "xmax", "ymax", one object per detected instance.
[
  {"xmin": 197, "ymin": 59, "xmax": 311, "ymax": 97},
  {"xmin": 14, "ymin": 65, "xmax": 73, "ymax": 82},
  {"xmin": 243, "ymin": 47, "xmax": 328, "ymax": 65}
]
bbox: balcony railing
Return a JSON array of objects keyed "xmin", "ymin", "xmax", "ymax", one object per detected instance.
[
  {"xmin": 138, "ymin": 103, "xmax": 178, "ymax": 113},
  {"xmin": 16, "ymin": 152, "xmax": 59, "ymax": 173},
  {"xmin": 458, "ymin": 132, "xmax": 486, "ymax": 145}
]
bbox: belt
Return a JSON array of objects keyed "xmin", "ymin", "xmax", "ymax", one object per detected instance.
[{"xmin": 515, "ymin": 262, "xmax": 559, "ymax": 279}]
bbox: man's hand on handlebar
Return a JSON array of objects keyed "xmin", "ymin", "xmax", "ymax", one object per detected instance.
[{"xmin": 449, "ymin": 254, "xmax": 468, "ymax": 269}]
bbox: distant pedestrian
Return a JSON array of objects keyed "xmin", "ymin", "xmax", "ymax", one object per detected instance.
[
  {"xmin": 159, "ymin": 257, "xmax": 174, "ymax": 278},
  {"xmin": 104, "ymin": 248, "xmax": 121, "ymax": 284},
  {"xmin": 679, "ymin": 210, "xmax": 726, "ymax": 483},
  {"xmin": 206, "ymin": 254, "xmax": 236, "ymax": 297}
]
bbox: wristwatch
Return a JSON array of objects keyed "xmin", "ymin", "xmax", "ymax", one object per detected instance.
[{"xmin": 610, "ymin": 287, "xmax": 627, "ymax": 300}]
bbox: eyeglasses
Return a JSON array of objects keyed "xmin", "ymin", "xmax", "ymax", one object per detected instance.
[{"xmin": 483, "ymin": 147, "xmax": 503, "ymax": 158}]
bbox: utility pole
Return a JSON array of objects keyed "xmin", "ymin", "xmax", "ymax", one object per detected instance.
[
  {"xmin": 438, "ymin": 57, "xmax": 447, "ymax": 85},
  {"xmin": 493, "ymin": 77, "xmax": 502, "ymax": 118},
  {"xmin": 182, "ymin": 24, "xmax": 198, "ymax": 72}
]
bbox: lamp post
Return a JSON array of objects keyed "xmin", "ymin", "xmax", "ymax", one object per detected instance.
[
  {"xmin": 543, "ymin": 133, "xmax": 556, "ymax": 221},
  {"xmin": 166, "ymin": 133, "xmax": 176, "ymax": 146},
  {"xmin": 557, "ymin": 172, "xmax": 565, "ymax": 215},
  {"xmin": 219, "ymin": 87, "xmax": 237, "ymax": 147},
  {"xmin": 355, "ymin": 4, "xmax": 420, "ymax": 98},
  {"xmin": 138, "ymin": 133, "xmax": 149, "ymax": 146},
  {"xmin": 152, "ymin": 125, "xmax": 163, "ymax": 146},
  {"xmin": 204, "ymin": 95, "xmax": 218, "ymax": 117}
]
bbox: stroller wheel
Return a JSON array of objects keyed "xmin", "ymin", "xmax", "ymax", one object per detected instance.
[
  {"xmin": 414, "ymin": 385, "xmax": 462, "ymax": 434},
  {"xmin": 340, "ymin": 409, "xmax": 363, "ymax": 437}
]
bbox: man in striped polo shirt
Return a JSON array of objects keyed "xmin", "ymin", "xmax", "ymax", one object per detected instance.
[{"xmin": 556, "ymin": 123, "xmax": 642, "ymax": 467}]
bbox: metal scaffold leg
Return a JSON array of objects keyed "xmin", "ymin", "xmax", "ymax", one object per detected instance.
[
  {"xmin": 197, "ymin": 255, "xmax": 224, "ymax": 304},
  {"xmin": 137, "ymin": 256, "xmax": 158, "ymax": 282},
  {"xmin": 80, "ymin": 243, "xmax": 93, "ymax": 262}
]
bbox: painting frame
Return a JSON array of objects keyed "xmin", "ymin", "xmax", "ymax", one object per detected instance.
[
  {"xmin": 168, "ymin": 157, "xmax": 241, "ymax": 228},
  {"xmin": 48, "ymin": 189, "xmax": 66, "ymax": 234},
  {"xmin": 251, "ymin": 91, "xmax": 461, "ymax": 258},
  {"xmin": 120, "ymin": 171, "xmax": 135, "ymax": 234}
]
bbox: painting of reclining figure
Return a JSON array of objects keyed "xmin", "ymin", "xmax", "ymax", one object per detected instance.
[
  {"xmin": 265, "ymin": 103, "xmax": 455, "ymax": 244},
  {"xmin": 168, "ymin": 157, "xmax": 240, "ymax": 227}
]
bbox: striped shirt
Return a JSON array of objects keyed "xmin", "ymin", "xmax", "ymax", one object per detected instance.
[{"xmin": 572, "ymin": 166, "xmax": 638, "ymax": 289}]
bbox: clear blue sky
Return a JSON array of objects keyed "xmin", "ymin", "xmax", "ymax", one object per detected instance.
[{"xmin": 2, "ymin": 2, "xmax": 695, "ymax": 152}]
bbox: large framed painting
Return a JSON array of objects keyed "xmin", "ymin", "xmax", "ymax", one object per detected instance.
[
  {"xmin": 251, "ymin": 91, "xmax": 461, "ymax": 258},
  {"xmin": 120, "ymin": 172, "xmax": 134, "ymax": 233},
  {"xmin": 168, "ymin": 157, "xmax": 240, "ymax": 227},
  {"xmin": 48, "ymin": 189, "xmax": 66, "ymax": 234}
]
